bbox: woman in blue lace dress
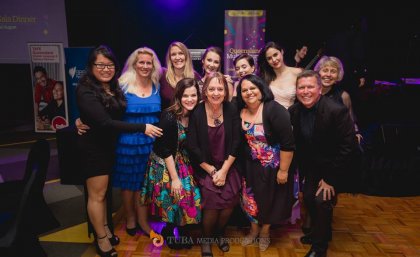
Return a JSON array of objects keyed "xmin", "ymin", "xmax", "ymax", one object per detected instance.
[
  {"xmin": 236, "ymin": 74, "xmax": 295, "ymax": 251},
  {"xmin": 112, "ymin": 47, "xmax": 162, "ymax": 238}
]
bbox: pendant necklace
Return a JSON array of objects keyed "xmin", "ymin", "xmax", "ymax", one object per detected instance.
[
  {"xmin": 208, "ymin": 103, "xmax": 223, "ymax": 127},
  {"xmin": 212, "ymin": 112, "xmax": 222, "ymax": 127}
]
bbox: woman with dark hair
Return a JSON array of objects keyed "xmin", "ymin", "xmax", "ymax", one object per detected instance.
[
  {"xmin": 187, "ymin": 72, "xmax": 241, "ymax": 257},
  {"xmin": 76, "ymin": 45, "xmax": 162, "ymax": 257},
  {"xmin": 257, "ymin": 41, "xmax": 302, "ymax": 109},
  {"xmin": 140, "ymin": 78, "xmax": 202, "ymax": 249},
  {"xmin": 199, "ymin": 46, "xmax": 234, "ymax": 100},
  {"xmin": 232, "ymin": 53, "xmax": 256, "ymax": 99},
  {"xmin": 236, "ymin": 74, "xmax": 295, "ymax": 251},
  {"xmin": 39, "ymin": 80, "xmax": 66, "ymax": 129}
]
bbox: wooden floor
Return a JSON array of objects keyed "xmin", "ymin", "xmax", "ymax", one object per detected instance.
[{"xmin": 87, "ymin": 194, "xmax": 420, "ymax": 257}]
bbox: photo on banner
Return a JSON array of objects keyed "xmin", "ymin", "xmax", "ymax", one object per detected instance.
[
  {"xmin": 224, "ymin": 10, "xmax": 266, "ymax": 79},
  {"xmin": 28, "ymin": 42, "xmax": 68, "ymax": 133}
]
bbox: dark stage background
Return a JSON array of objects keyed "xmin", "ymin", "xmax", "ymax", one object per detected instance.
[{"xmin": 1, "ymin": 3, "xmax": 419, "ymax": 130}]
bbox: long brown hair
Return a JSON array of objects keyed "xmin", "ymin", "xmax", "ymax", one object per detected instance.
[{"xmin": 166, "ymin": 78, "xmax": 200, "ymax": 119}]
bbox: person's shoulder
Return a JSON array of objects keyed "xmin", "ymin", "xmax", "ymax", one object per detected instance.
[
  {"xmin": 320, "ymin": 96, "xmax": 346, "ymax": 113},
  {"xmin": 340, "ymin": 90, "xmax": 351, "ymax": 100},
  {"xmin": 290, "ymin": 66, "xmax": 303, "ymax": 75},
  {"xmin": 265, "ymin": 100, "xmax": 287, "ymax": 112},
  {"xmin": 193, "ymin": 70, "xmax": 202, "ymax": 80},
  {"xmin": 161, "ymin": 110, "xmax": 177, "ymax": 122},
  {"xmin": 288, "ymin": 102, "xmax": 300, "ymax": 114}
]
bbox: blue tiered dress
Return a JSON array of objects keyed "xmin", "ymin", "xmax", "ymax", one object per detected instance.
[{"xmin": 113, "ymin": 85, "xmax": 161, "ymax": 191}]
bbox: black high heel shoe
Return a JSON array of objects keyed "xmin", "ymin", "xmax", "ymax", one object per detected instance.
[
  {"xmin": 126, "ymin": 226, "xmax": 137, "ymax": 236},
  {"xmin": 108, "ymin": 234, "xmax": 120, "ymax": 246},
  {"xmin": 104, "ymin": 224, "xmax": 120, "ymax": 246},
  {"xmin": 95, "ymin": 235, "xmax": 118, "ymax": 257}
]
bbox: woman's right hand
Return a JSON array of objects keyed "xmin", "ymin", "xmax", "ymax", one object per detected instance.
[
  {"xmin": 144, "ymin": 124, "xmax": 163, "ymax": 138},
  {"xmin": 75, "ymin": 118, "xmax": 90, "ymax": 135}
]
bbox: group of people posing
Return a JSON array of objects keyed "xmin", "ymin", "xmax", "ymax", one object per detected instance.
[{"xmin": 75, "ymin": 41, "xmax": 361, "ymax": 257}]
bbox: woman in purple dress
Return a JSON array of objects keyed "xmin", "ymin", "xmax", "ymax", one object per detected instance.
[{"xmin": 186, "ymin": 72, "xmax": 241, "ymax": 257}]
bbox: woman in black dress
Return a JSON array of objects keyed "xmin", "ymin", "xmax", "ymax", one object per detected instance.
[
  {"xmin": 76, "ymin": 45, "xmax": 162, "ymax": 257},
  {"xmin": 236, "ymin": 74, "xmax": 295, "ymax": 251}
]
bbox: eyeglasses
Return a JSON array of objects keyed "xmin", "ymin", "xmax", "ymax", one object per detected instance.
[{"xmin": 94, "ymin": 63, "xmax": 115, "ymax": 70}]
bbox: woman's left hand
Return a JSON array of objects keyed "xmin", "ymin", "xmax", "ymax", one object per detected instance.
[
  {"xmin": 212, "ymin": 170, "xmax": 226, "ymax": 187},
  {"xmin": 224, "ymin": 74, "xmax": 234, "ymax": 85},
  {"xmin": 356, "ymin": 133, "xmax": 363, "ymax": 144},
  {"xmin": 75, "ymin": 118, "xmax": 90, "ymax": 135},
  {"xmin": 276, "ymin": 169, "xmax": 288, "ymax": 184},
  {"xmin": 171, "ymin": 178, "xmax": 183, "ymax": 198}
]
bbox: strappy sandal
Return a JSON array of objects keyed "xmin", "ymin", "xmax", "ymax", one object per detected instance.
[
  {"xmin": 217, "ymin": 237, "xmax": 230, "ymax": 252},
  {"xmin": 258, "ymin": 234, "xmax": 271, "ymax": 251},
  {"xmin": 104, "ymin": 224, "xmax": 120, "ymax": 246},
  {"xmin": 241, "ymin": 233, "xmax": 258, "ymax": 246},
  {"xmin": 201, "ymin": 243, "xmax": 213, "ymax": 257}
]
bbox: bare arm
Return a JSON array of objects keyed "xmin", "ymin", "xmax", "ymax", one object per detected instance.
[{"xmin": 277, "ymin": 150, "xmax": 294, "ymax": 184}]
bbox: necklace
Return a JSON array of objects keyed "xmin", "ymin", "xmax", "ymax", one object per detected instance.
[
  {"xmin": 207, "ymin": 103, "xmax": 223, "ymax": 127},
  {"xmin": 212, "ymin": 112, "xmax": 222, "ymax": 127},
  {"xmin": 241, "ymin": 103, "xmax": 263, "ymax": 131}
]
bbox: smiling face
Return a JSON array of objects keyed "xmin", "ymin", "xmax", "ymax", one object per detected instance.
[
  {"xmin": 34, "ymin": 71, "xmax": 47, "ymax": 87},
  {"xmin": 319, "ymin": 64, "xmax": 339, "ymax": 89},
  {"xmin": 297, "ymin": 46, "xmax": 308, "ymax": 59},
  {"xmin": 235, "ymin": 58, "xmax": 255, "ymax": 78},
  {"xmin": 170, "ymin": 45, "xmax": 186, "ymax": 71},
  {"xmin": 181, "ymin": 86, "xmax": 198, "ymax": 114},
  {"xmin": 135, "ymin": 53, "xmax": 153, "ymax": 79},
  {"xmin": 92, "ymin": 54, "xmax": 116, "ymax": 84},
  {"xmin": 53, "ymin": 82, "xmax": 64, "ymax": 100},
  {"xmin": 205, "ymin": 77, "xmax": 225, "ymax": 106},
  {"xmin": 265, "ymin": 47, "xmax": 285, "ymax": 70},
  {"xmin": 202, "ymin": 51, "xmax": 221, "ymax": 76},
  {"xmin": 296, "ymin": 76, "xmax": 322, "ymax": 108},
  {"xmin": 240, "ymin": 79, "xmax": 261, "ymax": 107}
]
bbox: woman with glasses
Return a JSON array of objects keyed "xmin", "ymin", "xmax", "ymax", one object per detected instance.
[
  {"xmin": 235, "ymin": 74, "xmax": 295, "ymax": 251},
  {"xmin": 76, "ymin": 45, "xmax": 162, "ymax": 257}
]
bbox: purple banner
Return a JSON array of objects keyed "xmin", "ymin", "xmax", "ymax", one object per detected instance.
[
  {"xmin": 0, "ymin": 0, "xmax": 68, "ymax": 64},
  {"xmin": 224, "ymin": 10, "xmax": 266, "ymax": 79}
]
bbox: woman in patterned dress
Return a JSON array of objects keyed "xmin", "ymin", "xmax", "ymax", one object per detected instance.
[
  {"xmin": 235, "ymin": 74, "xmax": 295, "ymax": 251},
  {"xmin": 140, "ymin": 78, "xmax": 201, "ymax": 249}
]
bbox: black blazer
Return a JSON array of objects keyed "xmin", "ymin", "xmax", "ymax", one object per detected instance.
[
  {"xmin": 289, "ymin": 96, "xmax": 359, "ymax": 191},
  {"xmin": 186, "ymin": 101, "xmax": 241, "ymax": 176}
]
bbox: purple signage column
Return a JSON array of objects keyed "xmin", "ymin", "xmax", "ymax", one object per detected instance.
[{"xmin": 224, "ymin": 10, "xmax": 266, "ymax": 78}]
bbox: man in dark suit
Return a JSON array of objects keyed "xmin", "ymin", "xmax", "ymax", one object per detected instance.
[{"xmin": 289, "ymin": 70, "xmax": 359, "ymax": 257}]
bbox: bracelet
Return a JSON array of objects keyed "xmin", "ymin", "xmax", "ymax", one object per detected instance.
[{"xmin": 210, "ymin": 168, "xmax": 218, "ymax": 176}]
